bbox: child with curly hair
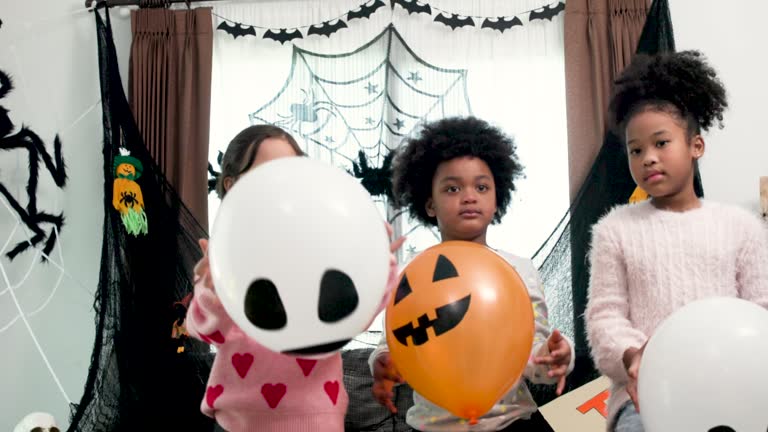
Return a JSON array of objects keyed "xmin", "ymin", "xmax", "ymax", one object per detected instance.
[
  {"xmin": 369, "ymin": 116, "xmax": 574, "ymax": 432},
  {"xmin": 585, "ymin": 51, "xmax": 768, "ymax": 432}
]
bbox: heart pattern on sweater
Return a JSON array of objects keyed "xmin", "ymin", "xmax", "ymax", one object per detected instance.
[
  {"xmin": 261, "ymin": 383, "xmax": 287, "ymax": 409},
  {"xmin": 324, "ymin": 380, "xmax": 340, "ymax": 405},
  {"xmin": 201, "ymin": 330, "xmax": 225, "ymax": 344},
  {"xmin": 296, "ymin": 358, "xmax": 317, "ymax": 377},
  {"xmin": 232, "ymin": 353, "xmax": 254, "ymax": 379},
  {"xmin": 206, "ymin": 384, "xmax": 224, "ymax": 408}
]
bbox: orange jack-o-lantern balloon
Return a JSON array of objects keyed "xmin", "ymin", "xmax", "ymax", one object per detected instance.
[{"xmin": 385, "ymin": 241, "xmax": 534, "ymax": 424}]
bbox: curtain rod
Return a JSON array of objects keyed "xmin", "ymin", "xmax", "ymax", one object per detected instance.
[{"xmin": 85, "ymin": 0, "xmax": 226, "ymax": 9}]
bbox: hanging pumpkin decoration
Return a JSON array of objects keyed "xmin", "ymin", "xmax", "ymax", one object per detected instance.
[{"xmin": 112, "ymin": 149, "xmax": 148, "ymax": 236}]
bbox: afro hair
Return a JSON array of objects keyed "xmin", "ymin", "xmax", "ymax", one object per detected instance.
[
  {"xmin": 391, "ymin": 116, "xmax": 524, "ymax": 227},
  {"xmin": 608, "ymin": 50, "xmax": 728, "ymax": 137}
]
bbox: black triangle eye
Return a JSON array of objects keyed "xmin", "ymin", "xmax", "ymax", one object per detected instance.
[
  {"xmin": 245, "ymin": 279, "xmax": 287, "ymax": 330},
  {"xmin": 708, "ymin": 427, "xmax": 736, "ymax": 432},
  {"xmin": 318, "ymin": 269, "xmax": 359, "ymax": 322},
  {"xmin": 433, "ymin": 254, "xmax": 458, "ymax": 282},
  {"xmin": 394, "ymin": 274, "xmax": 412, "ymax": 305}
]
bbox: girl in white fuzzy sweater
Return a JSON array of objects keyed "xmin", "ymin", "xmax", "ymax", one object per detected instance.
[{"xmin": 585, "ymin": 50, "xmax": 768, "ymax": 432}]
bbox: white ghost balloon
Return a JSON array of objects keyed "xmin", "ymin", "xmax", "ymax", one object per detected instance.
[
  {"xmin": 209, "ymin": 157, "xmax": 390, "ymax": 357},
  {"xmin": 639, "ymin": 297, "xmax": 768, "ymax": 432}
]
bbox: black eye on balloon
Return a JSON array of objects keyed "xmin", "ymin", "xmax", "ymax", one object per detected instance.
[
  {"xmin": 708, "ymin": 426, "xmax": 735, "ymax": 432},
  {"xmin": 318, "ymin": 269, "xmax": 358, "ymax": 323},
  {"xmin": 245, "ymin": 279, "xmax": 287, "ymax": 330}
]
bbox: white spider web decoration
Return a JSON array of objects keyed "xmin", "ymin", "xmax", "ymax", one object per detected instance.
[
  {"xmin": 248, "ymin": 24, "xmax": 471, "ymax": 168},
  {"xmin": 246, "ymin": 25, "xmax": 475, "ymax": 350},
  {"xmin": 0, "ymin": 191, "xmax": 76, "ymax": 407}
]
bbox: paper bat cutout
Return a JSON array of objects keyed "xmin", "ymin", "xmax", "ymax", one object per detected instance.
[
  {"xmin": 263, "ymin": 28, "xmax": 303, "ymax": 45},
  {"xmin": 217, "ymin": 21, "xmax": 256, "ymax": 39},
  {"xmin": 481, "ymin": 16, "xmax": 523, "ymax": 33},
  {"xmin": 391, "ymin": 0, "xmax": 432, "ymax": 15},
  {"xmin": 529, "ymin": 2, "xmax": 565, "ymax": 22},
  {"xmin": 434, "ymin": 13, "xmax": 475, "ymax": 30},
  {"xmin": 347, "ymin": 0, "xmax": 386, "ymax": 21},
  {"xmin": 307, "ymin": 20, "xmax": 348, "ymax": 38}
]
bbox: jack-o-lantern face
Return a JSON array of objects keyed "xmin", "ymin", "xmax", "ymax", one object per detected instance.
[
  {"xmin": 385, "ymin": 241, "xmax": 534, "ymax": 422},
  {"xmin": 116, "ymin": 163, "xmax": 136, "ymax": 178},
  {"xmin": 391, "ymin": 255, "xmax": 470, "ymax": 347}
]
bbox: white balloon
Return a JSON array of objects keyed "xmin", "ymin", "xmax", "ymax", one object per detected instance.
[
  {"xmin": 639, "ymin": 297, "xmax": 768, "ymax": 432},
  {"xmin": 209, "ymin": 157, "xmax": 390, "ymax": 357}
]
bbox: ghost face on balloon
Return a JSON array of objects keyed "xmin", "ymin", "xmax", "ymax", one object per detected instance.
[
  {"xmin": 209, "ymin": 157, "xmax": 391, "ymax": 357},
  {"xmin": 638, "ymin": 297, "xmax": 768, "ymax": 432}
]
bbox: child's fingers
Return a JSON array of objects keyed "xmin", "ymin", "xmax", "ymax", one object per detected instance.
[
  {"xmin": 198, "ymin": 238, "xmax": 208, "ymax": 253},
  {"xmin": 533, "ymin": 355, "xmax": 554, "ymax": 365},
  {"xmin": 377, "ymin": 356, "xmax": 403, "ymax": 382},
  {"xmin": 372, "ymin": 383, "xmax": 398, "ymax": 413},
  {"xmin": 385, "ymin": 399, "xmax": 398, "ymax": 414},
  {"xmin": 550, "ymin": 345, "xmax": 570, "ymax": 361},
  {"xmin": 556, "ymin": 376, "xmax": 566, "ymax": 396},
  {"xmin": 627, "ymin": 364, "xmax": 639, "ymax": 379},
  {"xmin": 548, "ymin": 364, "xmax": 568, "ymax": 378},
  {"xmin": 390, "ymin": 235, "xmax": 406, "ymax": 253},
  {"xmin": 385, "ymin": 222, "xmax": 394, "ymax": 237},
  {"xmin": 384, "ymin": 369, "xmax": 403, "ymax": 382},
  {"xmin": 627, "ymin": 386, "xmax": 639, "ymax": 412},
  {"xmin": 374, "ymin": 359, "xmax": 401, "ymax": 383}
]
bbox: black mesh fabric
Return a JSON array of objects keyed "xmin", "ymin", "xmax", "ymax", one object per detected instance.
[{"xmin": 66, "ymin": 8, "xmax": 214, "ymax": 431}]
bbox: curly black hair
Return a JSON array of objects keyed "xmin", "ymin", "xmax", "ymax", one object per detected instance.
[
  {"xmin": 608, "ymin": 50, "xmax": 728, "ymax": 137},
  {"xmin": 392, "ymin": 116, "xmax": 524, "ymax": 226}
]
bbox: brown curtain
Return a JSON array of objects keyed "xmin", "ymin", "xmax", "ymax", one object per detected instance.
[
  {"xmin": 129, "ymin": 8, "xmax": 213, "ymax": 228},
  {"xmin": 564, "ymin": 0, "xmax": 650, "ymax": 198}
]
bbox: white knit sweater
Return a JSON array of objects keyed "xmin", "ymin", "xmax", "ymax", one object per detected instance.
[{"xmin": 585, "ymin": 200, "xmax": 768, "ymax": 428}]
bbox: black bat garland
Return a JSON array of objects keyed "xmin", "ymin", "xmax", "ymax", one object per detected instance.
[
  {"xmin": 529, "ymin": 2, "xmax": 565, "ymax": 22},
  {"xmin": 0, "ymin": 70, "xmax": 67, "ymax": 261},
  {"xmin": 217, "ymin": 0, "xmax": 564, "ymax": 42},
  {"xmin": 481, "ymin": 16, "xmax": 523, "ymax": 33},
  {"xmin": 391, "ymin": 0, "xmax": 432, "ymax": 15},
  {"xmin": 307, "ymin": 20, "xmax": 348, "ymax": 38},
  {"xmin": 347, "ymin": 0, "xmax": 386, "ymax": 21},
  {"xmin": 217, "ymin": 21, "xmax": 256, "ymax": 39},
  {"xmin": 263, "ymin": 28, "xmax": 303, "ymax": 44},
  {"xmin": 434, "ymin": 13, "xmax": 475, "ymax": 30}
]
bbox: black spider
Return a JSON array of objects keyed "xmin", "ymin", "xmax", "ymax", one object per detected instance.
[
  {"xmin": 0, "ymin": 69, "xmax": 67, "ymax": 261},
  {"xmin": 119, "ymin": 191, "xmax": 139, "ymax": 209}
]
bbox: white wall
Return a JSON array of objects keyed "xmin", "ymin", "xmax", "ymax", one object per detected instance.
[
  {"xmin": 0, "ymin": 1, "xmax": 131, "ymax": 429},
  {"xmin": 670, "ymin": 0, "xmax": 768, "ymax": 213}
]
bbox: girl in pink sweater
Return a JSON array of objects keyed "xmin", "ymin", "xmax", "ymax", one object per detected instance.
[
  {"xmin": 186, "ymin": 125, "xmax": 403, "ymax": 431},
  {"xmin": 585, "ymin": 51, "xmax": 768, "ymax": 432}
]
